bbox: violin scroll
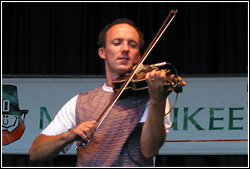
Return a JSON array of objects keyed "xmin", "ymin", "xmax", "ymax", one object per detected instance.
[{"xmin": 165, "ymin": 75, "xmax": 186, "ymax": 93}]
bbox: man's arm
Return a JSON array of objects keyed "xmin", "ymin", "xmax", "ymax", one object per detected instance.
[
  {"xmin": 140, "ymin": 98, "xmax": 166, "ymax": 158},
  {"xmin": 141, "ymin": 70, "xmax": 172, "ymax": 158},
  {"xmin": 29, "ymin": 120, "xmax": 97, "ymax": 161},
  {"xmin": 29, "ymin": 133, "xmax": 71, "ymax": 161}
]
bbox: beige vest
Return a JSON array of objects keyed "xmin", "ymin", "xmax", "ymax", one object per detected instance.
[{"xmin": 75, "ymin": 85, "xmax": 153, "ymax": 166}]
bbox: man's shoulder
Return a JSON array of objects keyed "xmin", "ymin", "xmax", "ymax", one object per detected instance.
[{"xmin": 78, "ymin": 85, "xmax": 104, "ymax": 97}]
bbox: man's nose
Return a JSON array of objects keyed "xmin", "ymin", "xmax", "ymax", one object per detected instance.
[
  {"xmin": 122, "ymin": 42, "xmax": 129, "ymax": 51},
  {"xmin": 121, "ymin": 42, "xmax": 129, "ymax": 55}
]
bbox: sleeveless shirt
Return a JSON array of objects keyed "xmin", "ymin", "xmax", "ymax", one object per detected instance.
[{"xmin": 75, "ymin": 85, "xmax": 153, "ymax": 167}]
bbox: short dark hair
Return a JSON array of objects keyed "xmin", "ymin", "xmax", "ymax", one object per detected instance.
[{"xmin": 98, "ymin": 19, "xmax": 144, "ymax": 50}]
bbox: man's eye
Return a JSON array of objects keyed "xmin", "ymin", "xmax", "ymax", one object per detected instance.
[
  {"xmin": 112, "ymin": 40, "xmax": 121, "ymax": 46},
  {"xmin": 129, "ymin": 42, "xmax": 138, "ymax": 49}
]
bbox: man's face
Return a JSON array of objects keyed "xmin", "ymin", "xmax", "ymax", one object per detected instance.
[
  {"xmin": 2, "ymin": 114, "xmax": 26, "ymax": 145},
  {"xmin": 2, "ymin": 114, "xmax": 19, "ymax": 132},
  {"xmin": 99, "ymin": 23, "xmax": 141, "ymax": 78}
]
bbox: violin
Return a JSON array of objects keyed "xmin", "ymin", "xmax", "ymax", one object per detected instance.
[{"xmin": 112, "ymin": 62, "xmax": 186, "ymax": 94}]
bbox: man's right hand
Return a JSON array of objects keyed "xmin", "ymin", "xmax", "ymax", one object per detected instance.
[{"xmin": 67, "ymin": 120, "xmax": 97, "ymax": 143}]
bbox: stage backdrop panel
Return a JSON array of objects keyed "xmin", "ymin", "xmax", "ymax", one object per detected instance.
[{"xmin": 2, "ymin": 76, "xmax": 248, "ymax": 155}]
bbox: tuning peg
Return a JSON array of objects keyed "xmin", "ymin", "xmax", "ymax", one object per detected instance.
[
  {"xmin": 181, "ymin": 81, "xmax": 186, "ymax": 86},
  {"xmin": 176, "ymin": 76, "xmax": 182, "ymax": 82}
]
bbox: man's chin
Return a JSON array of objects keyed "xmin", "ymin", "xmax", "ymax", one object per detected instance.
[{"xmin": 117, "ymin": 67, "xmax": 132, "ymax": 75}]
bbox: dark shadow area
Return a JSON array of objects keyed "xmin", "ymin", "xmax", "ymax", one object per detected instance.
[{"xmin": 2, "ymin": 154, "xmax": 248, "ymax": 167}]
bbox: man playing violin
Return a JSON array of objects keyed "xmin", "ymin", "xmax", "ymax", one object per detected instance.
[{"xmin": 29, "ymin": 19, "xmax": 173, "ymax": 167}]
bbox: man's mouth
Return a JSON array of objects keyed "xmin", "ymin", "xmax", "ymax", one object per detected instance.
[
  {"xmin": 118, "ymin": 57, "xmax": 129, "ymax": 61},
  {"xmin": 117, "ymin": 58, "xmax": 130, "ymax": 66}
]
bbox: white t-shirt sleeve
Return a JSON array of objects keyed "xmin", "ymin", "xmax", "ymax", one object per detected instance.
[
  {"xmin": 41, "ymin": 95, "xmax": 78, "ymax": 153},
  {"xmin": 140, "ymin": 98, "xmax": 172, "ymax": 133}
]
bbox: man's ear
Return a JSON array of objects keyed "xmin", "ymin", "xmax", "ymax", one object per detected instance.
[{"xmin": 98, "ymin": 47, "xmax": 106, "ymax": 60}]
